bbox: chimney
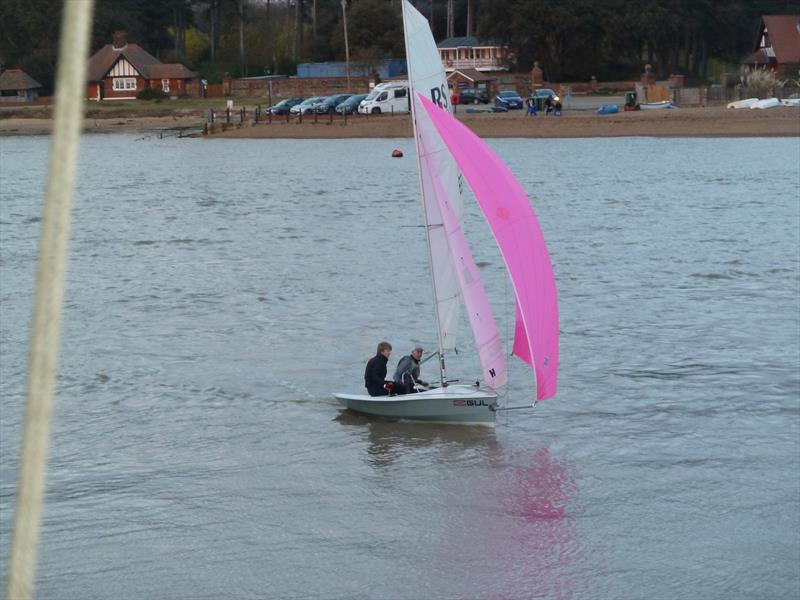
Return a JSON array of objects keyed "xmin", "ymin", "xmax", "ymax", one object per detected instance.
[{"xmin": 112, "ymin": 31, "xmax": 128, "ymax": 51}]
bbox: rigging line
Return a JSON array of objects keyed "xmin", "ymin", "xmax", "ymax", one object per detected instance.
[
  {"xmin": 402, "ymin": 3, "xmax": 446, "ymax": 388},
  {"xmin": 5, "ymin": 2, "xmax": 96, "ymax": 599},
  {"xmin": 502, "ymin": 269, "xmax": 511, "ymax": 423},
  {"xmin": 419, "ymin": 350, "xmax": 439, "ymax": 365},
  {"xmin": 494, "ymin": 401, "xmax": 538, "ymax": 412}
]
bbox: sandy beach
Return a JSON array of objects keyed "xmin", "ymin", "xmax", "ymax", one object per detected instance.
[{"xmin": 1, "ymin": 106, "xmax": 798, "ymax": 138}]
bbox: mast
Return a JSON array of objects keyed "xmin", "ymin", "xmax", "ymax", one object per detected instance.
[{"xmin": 401, "ymin": 0, "xmax": 447, "ymax": 387}]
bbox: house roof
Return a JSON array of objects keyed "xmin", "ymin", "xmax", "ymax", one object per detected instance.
[
  {"xmin": 149, "ymin": 63, "xmax": 199, "ymax": 79},
  {"xmin": 446, "ymin": 68, "xmax": 494, "ymax": 83},
  {"xmin": 438, "ymin": 36, "xmax": 478, "ymax": 48},
  {"xmin": 759, "ymin": 15, "xmax": 800, "ymax": 63},
  {"xmin": 87, "ymin": 42, "xmax": 198, "ymax": 81},
  {"xmin": 437, "ymin": 36, "xmax": 502, "ymax": 49},
  {"xmin": 0, "ymin": 69, "xmax": 43, "ymax": 91},
  {"xmin": 742, "ymin": 48, "xmax": 771, "ymax": 65}
]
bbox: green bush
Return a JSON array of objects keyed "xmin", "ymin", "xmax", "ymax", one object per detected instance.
[{"xmin": 137, "ymin": 88, "xmax": 169, "ymax": 100}]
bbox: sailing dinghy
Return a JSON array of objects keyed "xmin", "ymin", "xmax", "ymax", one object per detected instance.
[{"xmin": 334, "ymin": 0, "xmax": 559, "ymax": 426}]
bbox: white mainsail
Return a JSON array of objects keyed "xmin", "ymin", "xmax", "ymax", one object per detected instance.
[{"xmin": 402, "ymin": 0, "xmax": 507, "ymax": 389}]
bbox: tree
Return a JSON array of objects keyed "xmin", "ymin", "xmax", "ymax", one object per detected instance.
[
  {"xmin": 330, "ymin": 0, "xmax": 403, "ymax": 61},
  {"xmin": 0, "ymin": 0, "xmax": 63, "ymax": 91}
]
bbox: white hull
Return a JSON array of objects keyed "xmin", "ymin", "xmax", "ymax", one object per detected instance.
[
  {"xmin": 334, "ymin": 384, "xmax": 498, "ymax": 426},
  {"xmin": 727, "ymin": 97, "xmax": 759, "ymax": 109},
  {"xmin": 639, "ymin": 101, "xmax": 675, "ymax": 110},
  {"xmin": 750, "ymin": 98, "xmax": 781, "ymax": 109}
]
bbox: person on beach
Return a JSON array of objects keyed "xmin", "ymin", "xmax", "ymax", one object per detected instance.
[
  {"xmin": 451, "ymin": 91, "xmax": 459, "ymax": 113},
  {"xmin": 364, "ymin": 341, "xmax": 393, "ymax": 396},
  {"xmin": 391, "ymin": 345, "xmax": 429, "ymax": 395},
  {"xmin": 526, "ymin": 97, "xmax": 537, "ymax": 116}
]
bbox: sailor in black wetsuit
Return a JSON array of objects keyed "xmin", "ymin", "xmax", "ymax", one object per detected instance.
[{"xmin": 364, "ymin": 341, "xmax": 393, "ymax": 396}]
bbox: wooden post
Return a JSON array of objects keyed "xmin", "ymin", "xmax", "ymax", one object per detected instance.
[{"xmin": 226, "ymin": 107, "xmax": 230, "ymax": 123}]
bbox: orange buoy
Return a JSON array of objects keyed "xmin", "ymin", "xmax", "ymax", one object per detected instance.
[{"xmin": 392, "ymin": 149, "xmax": 403, "ymax": 157}]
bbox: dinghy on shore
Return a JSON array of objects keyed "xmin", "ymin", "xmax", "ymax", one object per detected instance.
[
  {"xmin": 639, "ymin": 100, "xmax": 676, "ymax": 110},
  {"xmin": 727, "ymin": 98, "xmax": 759, "ymax": 109},
  {"xmin": 750, "ymin": 98, "xmax": 781, "ymax": 109}
]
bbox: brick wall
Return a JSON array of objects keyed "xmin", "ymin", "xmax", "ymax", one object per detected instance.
[
  {"xmin": 217, "ymin": 76, "xmax": 373, "ymax": 100},
  {"xmin": 218, "ymin": 73, "xmax": 645, "ymax": 100},
  {"xmin": 485, "ymin": 73, "xmax": 635, "ymax": 96}
]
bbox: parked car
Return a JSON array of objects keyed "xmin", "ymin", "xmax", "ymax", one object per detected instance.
[
  {"xmin": 529, "ymin": 88, "xmax": 562, "ymax": 113},
  {"xmin": 532, "ymin": 88, "xmax": 558, "ymax": 101},
  {"xmin": 314, "ymin": 94, "xmax": 352, "ymax": 114},
  {"xmin": 290, "ymin": 96, "xmax": 325, "ymax": 115},
  {"xmin": 335, "ymin": 93, "xmax": 368, "ymax": 114},
  {"xmin": 268, "ymin": 97, "xmax": 303, "ymax": 115},
  {"xmin": 494, "ymin": 90, "xmax": 524, "ymax": 109},
  {"xmin": 457, "ymin": 89, "xmax": 489, "ymax": 104}
]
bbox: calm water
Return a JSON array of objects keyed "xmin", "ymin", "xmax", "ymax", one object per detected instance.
[{"xmin": 1, "ymin": 133, "xmax": 798, "ymax": 600}]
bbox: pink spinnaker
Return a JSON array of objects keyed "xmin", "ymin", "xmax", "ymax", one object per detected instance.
[
  {"xmin": 417, "ymin": 93, "xmax": 559, "ymax": 399},
  {"xmin": 419, "ymin": 121, "xmax": 507, "ymax": 389}
]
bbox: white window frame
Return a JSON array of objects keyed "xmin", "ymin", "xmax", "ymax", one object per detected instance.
[
  {"xmin": 162, "ymin": 79, "xmax": 170, "ymax": 93},
  {"xmin": 112, "ymin": 77, "xmax": 137, "ymax": 91}
]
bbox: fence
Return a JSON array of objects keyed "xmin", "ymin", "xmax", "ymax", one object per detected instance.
[
  {"xmin": 202, "ymin": 102, "xmax": 410, "ymax": 133},
  {"xmin": 639, "ymin": 83, "xmax": 800, "ymax": 106}
]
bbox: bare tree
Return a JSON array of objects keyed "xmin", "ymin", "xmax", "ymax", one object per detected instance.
[
  {"xmin": 208, "ymin": 0, "xmax": 220, "ymax": 63},
  {"xmin": 293, "ymin": 0, "xmax": 304, "ymax": 61},
  {"xmin": 239, "ymin": 0, "xmax": 246, "ymax": 74},
  {"xmin": 173, "ymin": 4, "xmax": 186, "ymax": 59},
  {"xmin": 447, "ymin": 0, "xmax": 454, "ymax": 38}
]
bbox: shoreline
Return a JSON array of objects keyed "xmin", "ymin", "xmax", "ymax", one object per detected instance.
[{"xmin": 1, "ymin": 106, "xmax": 798, "ymax": 138}]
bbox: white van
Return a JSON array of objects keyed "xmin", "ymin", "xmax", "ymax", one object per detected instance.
[{"xmin": 358, "ymin": 81, "xmax": 410, "ymax": 114}]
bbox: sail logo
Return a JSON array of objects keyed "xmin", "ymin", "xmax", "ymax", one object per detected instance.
[
  {"xmin": 453, "ymin": 399, "xmax": 489, "ymax": 407},
  {"xmin": 489, "ymin": 368, "xmax": 496, "ymax": 378},
  {"xmin": 430, "ymin": 84, "xmax": 449, "ymax": 110}
]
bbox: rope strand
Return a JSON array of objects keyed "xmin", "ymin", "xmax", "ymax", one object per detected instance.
[{"xmin": 5, "ymin": 2, "xmax": 95, "ymax": 598}]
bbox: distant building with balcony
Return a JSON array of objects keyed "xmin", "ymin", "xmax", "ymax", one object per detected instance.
[{"xmin": 437, "ymin": 37, "xmax": 510, "ymax": 72}]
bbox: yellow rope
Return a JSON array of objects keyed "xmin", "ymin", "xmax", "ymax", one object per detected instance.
[{"xmin": 5, "ymin": 1, "xmax": 94, "ymax": 598}]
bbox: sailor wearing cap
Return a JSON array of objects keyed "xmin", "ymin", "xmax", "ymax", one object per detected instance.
[{"xmin": 392, "ymin": 345, "xmax": 429, "ymax": 394}]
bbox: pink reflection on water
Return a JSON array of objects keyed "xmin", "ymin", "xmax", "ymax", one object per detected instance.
[
  {"xmin": 499, "ymin": 447, "xmax": 585, "ymax": 599},
  {"xmin": 508, "ymin": 447, "xmax": 574, "ymax": 521},
  {"xmin": 435, "ymin": 445, "xmax": 590, "ymax": 600}
]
